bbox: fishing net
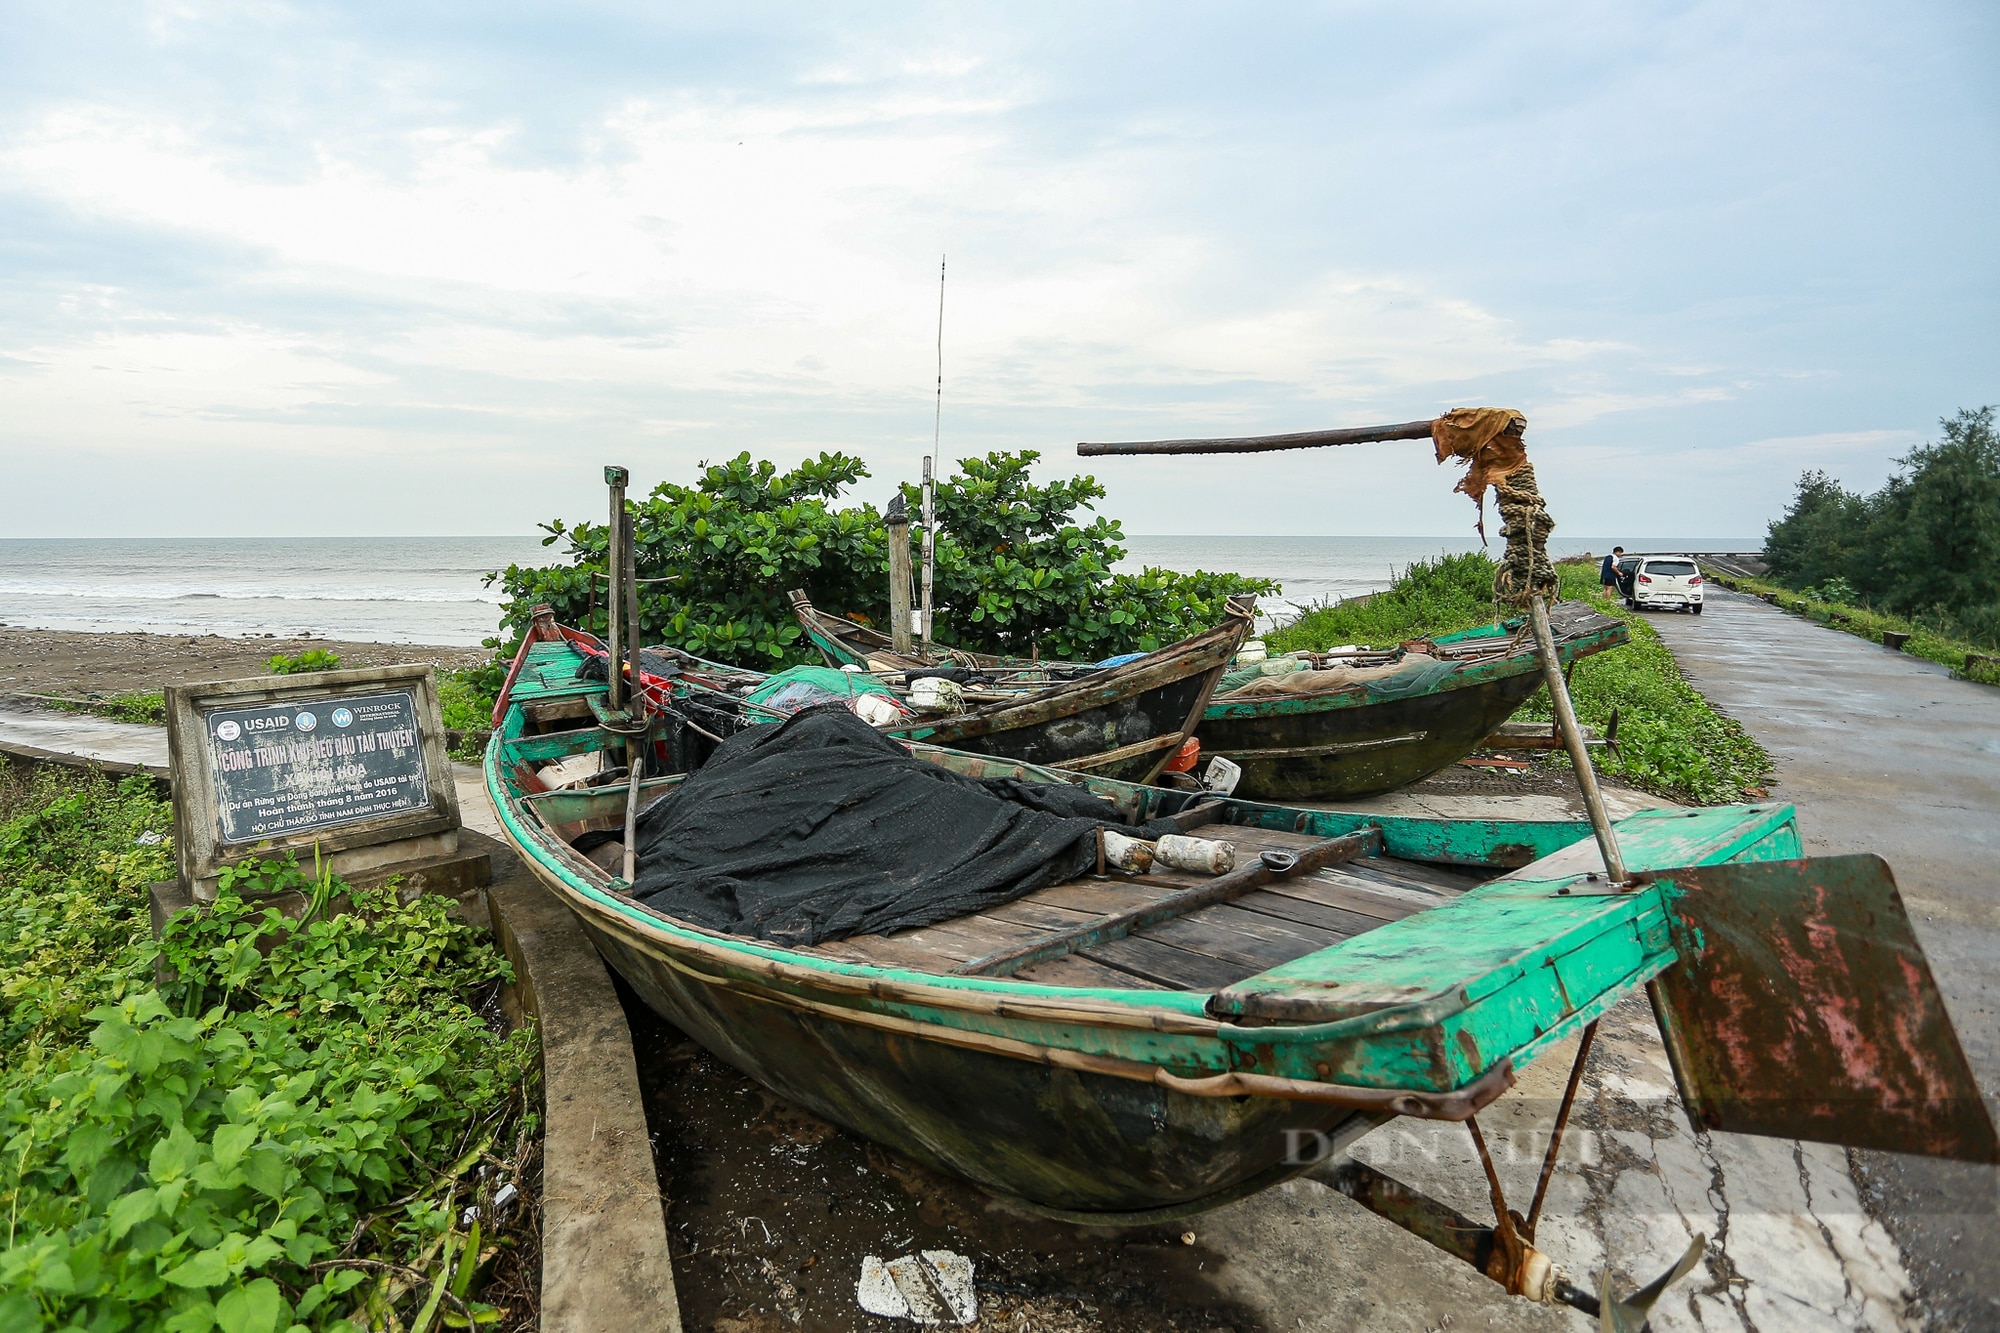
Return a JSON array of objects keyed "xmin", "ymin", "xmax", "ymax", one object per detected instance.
[
  {"xmin": 1431, "ymin": 407, "xmax": 1558, "ymax": 607},
  {"xmin": 628, "ymin": 705, "xmax": 1177, "ymax": 945}
]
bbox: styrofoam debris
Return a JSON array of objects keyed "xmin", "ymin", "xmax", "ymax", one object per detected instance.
[
  {"xmin": 856, "ymin": 1250, "xmax": 977, "ymax": 1324},
  {"xmin": 536, "ymin": 752, "xmax": 603, "ymax": 790}
]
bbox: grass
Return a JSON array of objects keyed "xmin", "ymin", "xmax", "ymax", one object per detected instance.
[
  {"xmin": 439, "ymin": 662, "xmax": 507, "ymax": 761},
  {"xmin": 1267, "ymin": 550, "xmax": 1506, "ymax": 652},
  {"xmin": 34, "ymin": 691, "xmax": 167, "ymax": 726},
  {"xmin": 1264, "ymin": 553, "xmax": 1774, "ymax": 806},
  {"xmin": 0, "ymin": 761, "xmax": 540, "ymax": 1330},
  {"xmin": 1716, "ymin": 575, "xmax": 2000, "ymax": 688},
  {"xmin": 266, "ymin": 648, "xmax": 343, "ymax": 675}
]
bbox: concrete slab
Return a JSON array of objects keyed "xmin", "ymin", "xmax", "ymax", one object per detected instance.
[
  {"xmin": 1642, "ymin": 590, "xmax": 2000, "ymax": 1330},
  {"xmin": 487, "ymin": 848, "xmax": 683, "ymax": 1333},
  {"xmin": 0, "ymin": 696, "xmax": 168, "ymax": 776}
]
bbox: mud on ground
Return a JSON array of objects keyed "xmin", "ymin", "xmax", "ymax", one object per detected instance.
[
  {"xmin": 0, "ymin": 627, "xmax": 491, "ymax": 696},
  {"xmin": 621, "ymin": 981, "xmax": 1263, "ymax": 1333}
]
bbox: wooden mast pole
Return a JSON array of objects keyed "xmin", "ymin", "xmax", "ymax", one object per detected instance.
[
  {"xmin": 886, "ymin": 493, "xmax": 914, "ymax": 655},
  {"xmin": 604, "ymin": 465, "xmax": 628, "ymax": 712}
]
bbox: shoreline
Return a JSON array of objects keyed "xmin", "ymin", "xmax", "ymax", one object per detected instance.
[{"xmin": 0, "ymin": 627, "xmax": 492, "ymax": 698}]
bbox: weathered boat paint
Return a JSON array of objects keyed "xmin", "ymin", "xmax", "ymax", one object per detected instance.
[
  {"xmin": 1196, "ymin": 603, "xmax": 1628, "ymax": 801},
  {"xmin": 794, "ymin": 592, "xmax": 1628, "ymax": 801},
  {"xmin": 778, "ymin": 595, "xmax": 1253, "ymax": 783}
]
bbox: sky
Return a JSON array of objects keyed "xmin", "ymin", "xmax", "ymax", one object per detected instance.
[{"xmin": 1, "ymin": 1, "xmax": 1995, "ymax": 540}]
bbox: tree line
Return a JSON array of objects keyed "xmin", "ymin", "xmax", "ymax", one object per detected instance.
[{"xmin": 1765, "ymin": 406, "xmax": 2000, "ymax": 648}]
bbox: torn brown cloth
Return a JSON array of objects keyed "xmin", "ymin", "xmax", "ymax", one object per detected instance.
[{"xmin": 1431, "ymin": 407, "xmax": 1528, "ymax": 538}]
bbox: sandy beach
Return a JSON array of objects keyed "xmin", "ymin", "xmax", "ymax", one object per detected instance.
[{"xmin": 0, "ymin": 628, "xmax": 493, "ymax": 698}]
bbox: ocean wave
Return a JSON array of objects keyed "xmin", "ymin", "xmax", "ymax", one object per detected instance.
[{"xmin": 0, "ymin": 585, "xmax": 508, "ymax": 605}]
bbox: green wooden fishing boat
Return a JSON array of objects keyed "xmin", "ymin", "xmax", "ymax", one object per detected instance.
[
  {"xmin": 486, "ymin": 617, "xmax": 1993, "ymax": 1315},
  {"xmin": 1197, "ymin": 601, "xmax": 1626, "ymax": 800},
  {"xmin": 789, "ymin": 590, "xmax": 1628, "ymax": 800}
]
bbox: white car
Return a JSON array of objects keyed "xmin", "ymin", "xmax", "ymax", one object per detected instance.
[{"xmin": 1628, "ymin": 555, "xmax": 1704, "ymax": 614}]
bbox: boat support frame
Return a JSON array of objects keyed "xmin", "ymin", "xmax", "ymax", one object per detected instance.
[{"xmin": 1321, "ymin": 1017, "xmax": 1702, "ymax": 1330}]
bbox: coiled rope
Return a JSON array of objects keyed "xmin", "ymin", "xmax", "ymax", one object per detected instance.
[
  {"xmin": 1491, "ymin": 462, "xmax": 1557, "ymax": 607},
  {"xmin": 1429, "ymin": 407, "xmax": 1557, "ymax": 607}
]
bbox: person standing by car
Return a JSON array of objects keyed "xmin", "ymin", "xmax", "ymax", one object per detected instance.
[{"xmin": 1600, "ymin": 547, "xmax": 1625, "ymax": 599}]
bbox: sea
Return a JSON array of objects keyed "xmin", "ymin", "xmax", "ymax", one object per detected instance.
[{"xmin": 0, "ymin": 535, "xmax": 1762, "ymax": 646}]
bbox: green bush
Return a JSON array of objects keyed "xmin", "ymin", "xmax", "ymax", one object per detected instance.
[
  {"xmin": 0, "ymin": 768, "xmax": 536, "ymax": 1331},
  {"xmin": 491, "ymin": 450, "xmax": 1274, "ymax": 668},
  {"xmin": 266, "ymin": 650, "xmax": 342, "ymax": 676}
]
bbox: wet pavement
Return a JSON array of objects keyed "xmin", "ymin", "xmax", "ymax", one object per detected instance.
[{"xmin": 1642, "ymin": 590, "xmax": 2000, "ymax": 1332}]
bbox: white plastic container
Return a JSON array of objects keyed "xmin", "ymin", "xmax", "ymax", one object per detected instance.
[
  {"xmin": 852, "ymin": 694, "xmax": 906, "ymax": 727},
  {"xmin": 1235, "ymin": 639, "xmax": 1268, "ymax": 666},
  {"xmin": 1201, "ymin": 755, "xmax": 1243, "ymax": 797},
  {"xmin": 1153, "ymin": 834, "xmax": 1236, "ymax": 875},
  {"xmin": 1100, "ymin": 830, "xmax": 1154, "ymax": 873},
  {"xmin": 907, "ymin": 676, "xmax": 965, "ymax": 714},
  {"xmin": 1099, "ymin": 830, "xmax": 1234, "ymax": 876}
]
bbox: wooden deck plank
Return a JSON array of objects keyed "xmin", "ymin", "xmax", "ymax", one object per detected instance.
[
  {"xmin": 980, "ymin": 897, "xmax": 1104, "ymax": 933},
  {"xmin": 1011, "ymin": 953, "xmax": 1171, "ymax": 991},
  {"xmin": 1081, "ymin": 936, "xmax": 1249, "ymax": 990},
  {"xmin": 1255, "ymin": 875, "xmax": 1417, "ymax": 924},
  {"xmin": 1228, "ymin": 889, "xmax": 1382, "ymax": 939},
  {"xmin": 1354, "ymin": 858, "xmax": 1481, "ymax": 895},
  {"xmin": 1139, "ymin": 905, "xmax": 1339, "ymax": 972}
]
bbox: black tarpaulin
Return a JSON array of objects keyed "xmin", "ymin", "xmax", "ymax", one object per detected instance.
[{"xmin": 630, "ymin": 706, "xmax": 1175, "ymax": 945}]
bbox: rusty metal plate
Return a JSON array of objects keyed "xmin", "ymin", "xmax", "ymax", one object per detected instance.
[{"xmin": 1649, "ymin": 855, "xmax": 1998, "ymax": 1163}]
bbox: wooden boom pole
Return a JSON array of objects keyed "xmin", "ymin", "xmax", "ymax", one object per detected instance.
[
  {"xmin": 1076, "ymin": 411, "xmax": 1629, "ymax": 883},
  {"xmin": 1076, "ymin": 419, "xmax": 1437, "ymax": 457}
]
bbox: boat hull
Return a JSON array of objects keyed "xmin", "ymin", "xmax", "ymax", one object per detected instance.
[
  {"xmin": 1198, "ymin": 667, "xmax": 1546, "ymax": 802},
  {"xmin": 568, "ymin": 892, "xmax": 1372, "ymax": 1221},
  {"xmin": 892, "ymin": 667, "xmax": 1220, "ymax": 785}
]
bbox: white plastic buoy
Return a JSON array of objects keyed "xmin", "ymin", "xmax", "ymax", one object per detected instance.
[{"xmin": 1153, "ymin": 833, "xmax": 1236, "ymax": 875}]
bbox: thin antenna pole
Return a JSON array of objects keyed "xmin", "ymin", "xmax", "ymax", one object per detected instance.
[{"xmin": 921, "ymin": 254, "xmax": 943, "ymax": 644}]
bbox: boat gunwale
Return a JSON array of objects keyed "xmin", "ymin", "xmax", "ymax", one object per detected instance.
[
  {"xmin": 1201, "ymin": 613, "xmax": 1626, "ymax": 718},
  {"xmin": 485, "ymin": 717, "xmax": 1786, "ymax": 1059}
]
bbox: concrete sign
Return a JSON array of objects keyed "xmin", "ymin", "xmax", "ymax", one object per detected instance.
[
  {"xmin": 206, "ymin": 690, "xmax": 431, "ymax": 842},
  {"xmin": 168, "ymin": 666, "xmax": 461, "ymax": 900}
]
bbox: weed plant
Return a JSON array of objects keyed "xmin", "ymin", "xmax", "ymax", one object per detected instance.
[
  {"xmin": 1264, "ymin": 554, "xmax": 1773, "ymax": 805},
  {"xmin": 43, "ymin": 692, "xmax": 167, "ymax": 726},
  {"xmin": 0, "ymin": 764, "xmax": 537, "ymax": 1331},
  {"xmin": 267, "ymin": 650, "xmax": 343, "ymax": 676}
]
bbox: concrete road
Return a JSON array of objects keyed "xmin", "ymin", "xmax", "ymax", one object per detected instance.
[{"xmin": 1643, "ymin": 589, "xmax": 2000, "ymax": 1332}]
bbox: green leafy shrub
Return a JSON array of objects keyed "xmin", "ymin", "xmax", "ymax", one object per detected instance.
[
  {"xmin": 491, "ymin": 450, "xmax": 1274, "ymax": 668},
  {"xmin": 438, "ymin": 662, "xmax": 508, "ymax": 759},
  {"xmin": 266, "ymin": 650, "xmax": 342, "ymax": 676},
  {"xmin": 0, "ymin": 770, "xmax": 536, "ymax": 1331}
]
